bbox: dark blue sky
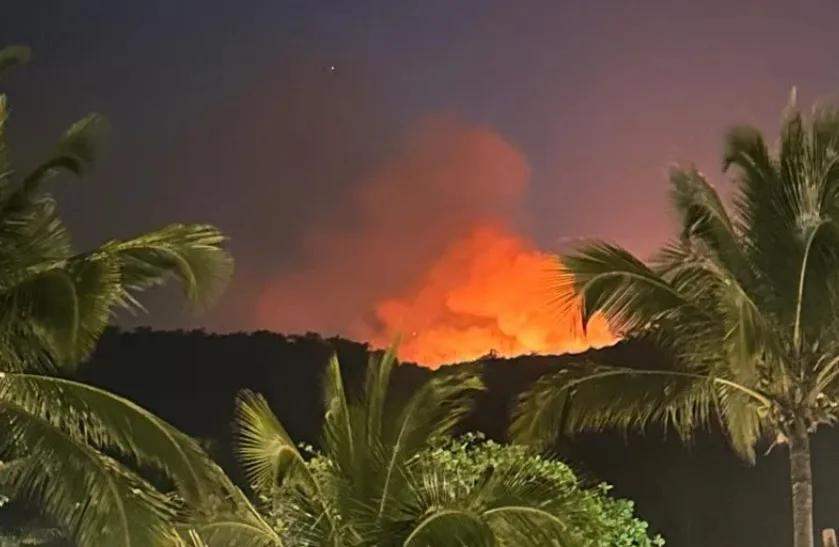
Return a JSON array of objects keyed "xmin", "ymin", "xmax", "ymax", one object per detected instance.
[{"xmin": 4, "ymin": 1, "xmax": 839, "ymax": 337}]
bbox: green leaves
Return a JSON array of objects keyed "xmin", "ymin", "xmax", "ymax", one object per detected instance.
[
  {"xmin": 0, "ymin": 401, "xmax": 180, "ymax": 547},
  {"xmin": 0, "ymin": 46, "xmax": 30, "ymax": 82},
  {"xmin": 0, "ymin": 255, "xmax": 122, "ymax": 369},
  {"xmin": 667, "ymin": 166, "xmax": 744, "ymax": 275},
  {"xmin": 91, "ymin": 224, "xmax": 233, "ymax": 315},
  {"xmin": 21, "ymin": 113, "xmax": 106, "ymax": 193},
  {"xmin": 321, "ymin": 354, "xmax": 355, "ymax": 478},
  {"xmin": 0, "ymin": 47, "xmax": 233, "ymax": 373},
  {"xmin": 0, "ymin": 43, "xmax": 235, "ymax": 545},
  {"xmin": 396, "ymin": 437, "xmax": 661, "ymax": 547},
  {"xmin": 402, "ymin": 453, "xmax": 574, "ymax": 547},
  {"xmin": 226, "ymin": 347, "xmax": 491, "ymax": 547},
  {"xmin": 723, "ymin": 104, "xmax": 839, "ymax": 343},
  {"xmin": 222, "ymin": 347, "xmax": 661, "ymax": 547},
  {"xmin": 553, "ymin": 241, "xmax": 697, "ymax": 336},
  {"xmin": 520, "ymin": 98, "xmax": 839, "ymax": 468},
  {"xmin": 512, "ymin": 364, "xmax": 709, "ymax": 449},
  {"xmin": 183, "ymin": 518, "xmax": 283, "ymax": 547},
  {"xmin": 235, "ymin": 390, "xmax": 313, "ymax": 498},
  {"xmin": 179, "ymin": 479, "xmax": 283, "ymax": 547},
  {"xmin": 0, "ymin": 374, "xmax": 220, "ymax": 504},
  {"xmin": 0, "ymin": 220, "xmax": 233, "ymax": 373}
]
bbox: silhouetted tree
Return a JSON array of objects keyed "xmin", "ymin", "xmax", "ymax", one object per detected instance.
[
  {"xmin": 188, "ymin": 346, "xmax": 615, "ymax": 546},
  {"xmin": 514, "ymin": 93, "xmax": 839, "ymax": 547},
  {"xmin": 0, "ymin": 45, "xmax": 233, "ymax": 547},
  {"xmin": 80, "ymin": 328, "xmax": 818, "ymax": 547}
]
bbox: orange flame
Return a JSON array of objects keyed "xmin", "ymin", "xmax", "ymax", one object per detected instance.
[
  {"xmin": 252, "ymin": 115, "xmax": 618, "ymax": 368},
  {"xmin": 370, "ymin": 222, "xmax": 616, "ymax": 368}
]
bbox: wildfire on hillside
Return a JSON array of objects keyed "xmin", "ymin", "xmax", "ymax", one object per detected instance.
[
  {"xmin": 254, "ymin": 115, "xmax": 618, "ymax": 368},
  {"xmin": 369, "ymin": 223, "xmax": 616, "ymax": 368}
]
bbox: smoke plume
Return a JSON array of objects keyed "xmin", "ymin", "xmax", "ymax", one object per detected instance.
[{"xmin": 255, "ymin": 115, "xmax": 615, "ymax": 367}]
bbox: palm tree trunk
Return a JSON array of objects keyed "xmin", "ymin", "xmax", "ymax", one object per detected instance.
[{"xmin": 789, "ymin": 419, "xmax": 814, "ymax": 547}]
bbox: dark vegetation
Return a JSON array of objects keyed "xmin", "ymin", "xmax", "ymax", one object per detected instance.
[
  {"xmin": 0, "ymin": 45, "xmax": 235, "ymax": 547},
  {"xmin": 2, "ymin": 39, "xmax": 834, "ymax": 547},
  {"xmin": 67, "ymin": 328, "xmax": 839, "ymax": 547}
]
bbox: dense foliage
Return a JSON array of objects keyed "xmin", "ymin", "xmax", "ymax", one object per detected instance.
[
  {"xmin": 421, "ymin": 436, "xmax": 661, "ymax": 547},
  {"xmin": 0, "ymin": 45, "xmax": 235, "ymax": 547},
  {"xmin": 265, "ymin": 434, "xmax": 661, "ymax": 547},
  {"xmin": 514, "ymin": 93, "xmax": 839, "ymax": 547},
  {"xmin": 184, "ymin": 347, "xmax": 658, "ymax": 547}
]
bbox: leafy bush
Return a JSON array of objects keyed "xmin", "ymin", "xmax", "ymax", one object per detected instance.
[
  {"xmin": 420, "ymin": 434, "xmax": 663, "ymax": 547},
  {"xmin": 267, "ymin": 433, "xmax": 663, "ymax": 547}
]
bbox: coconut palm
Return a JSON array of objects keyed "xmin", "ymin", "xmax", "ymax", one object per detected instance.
[
  {"xmin": 0, "ymin": 45, "xmax": 234, "ymax": 547},
  {"xmin": 511, "ymin": 94, "xmax": 839, "ymax": 547},
  {"xmin": 195, "ymin": 346, "xmax": 583, "ymax": 547}
]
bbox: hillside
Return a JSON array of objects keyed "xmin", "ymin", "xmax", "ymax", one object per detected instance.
[{"xmin": 76, "ymin": 328, "xmax": 839, "ymax": 547}]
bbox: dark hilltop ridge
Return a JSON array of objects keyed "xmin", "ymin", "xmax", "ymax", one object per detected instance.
[{"xmin": 73, "ymin": 328, "xmax": 839, "ymax": 547}]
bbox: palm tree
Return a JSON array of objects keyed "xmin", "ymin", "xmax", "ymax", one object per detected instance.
[
  {"xmin": 511, "ymin": 93, "xmax": 839, "ymax": 547},
  {"xmin": 195, "ymin": 347, "xmax": 583, "ymax": 547},
  {"xmin": 0, "ymin": 45, "xmax": 235, "ymax": 546}
]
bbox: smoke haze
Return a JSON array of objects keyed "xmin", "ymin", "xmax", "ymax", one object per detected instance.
[{"xmin": 255, "ymin": 115, "xmax": 614, "ymax": 367}]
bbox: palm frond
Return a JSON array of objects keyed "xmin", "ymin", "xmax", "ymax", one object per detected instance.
[
  {"xmin": 782, "ymin": 107, "xmax": 839, "ymax": 352},
  {"xmin": 715, "ymin": 387, "xmax": 768, "ymax": 462},
  {"xmin": 511, "ymin": 363, "xmax": 770, "ymax": 453},
  {"xmin": 0, "ymin": 193, "xmax": 76, "ymax": 371},
  {"xmin": 725, "ymin": 107, "xmax": 839, "ymax": 356},
  {"xmin": 181, "ymin": 480, "xmax": 282, "ymax": 547},
  {"xmin": 723, "ymin": 121, "xmax": 802, "ymax": 328},
  {"xmin": 362, "ymin": 344, "xmax": 399, "ymax": 446},
  {"xmin": 234, "ymin": 390, "xmax": 313, "ymax": 497},
  {"xmin": 472, "ymin": 462, "xmax": 577, "ymax": 547},
  {"xmin": 664, "ymin": 165, "xmax": 774, "ymax": 380},
  {"xmin": 0, "ymin": 373, "xmax": 219, "ymax": 505},
  {"xmin": 272, "ymin": 481, "xmax": 344, "ymax": 547},
  {"xmin": 0, "ymin": 95, "xmax": 10, "ymax": 191},
  {"xmin": 0, "ymin": 224, "xmax": 232, "ymax": 370},
  {"xmin": 653, "ymin": 238, "xmax": 776, "ymax": 387},
  {"xmin": 0, "ymin": 523, "xmax": 64, "ymax": 546},
  {"xmin": 554, "ymin": 241, "xmax": 710, "ymax": 335},
  {"xmin": 0, "ymin": 400, "xmax": 180, "ymax": 547},
  {"xmin": 174, "ymin": 453, "xmax": 284, "ymax": 547},
  {"xmin": 0, "ymin": 44, "xmax": 240, "ymax": 547},
  {"xmin": 381, "ymin": 367, "xmax": 484, "ymax": 464},
  {"xmin": 89, "ymin": 223, "xmax": 233, "ymax": 314},
  {"xmin": 184, "ymin": 519, "xmax": 282, "ymax": 547},
  {"xmin": 0, "ymin": 45, "xmax": 30, "ymax": 82},
  {"xmin": 320, "ymin": 354, "xmax": 355, "ymax": 475},
  {"xmin": 19, "ymin": 114, "xmax": 105, "ymax": 194},
  {"xmin": 0, "ymin": 195, "xmax": 71, "ymax": 271},
  {"xmin": 567, "ymin": 185, "xmax": 774, "ymax": 396},
  {"xmin": 0, "ymin": 110, "xmax": 103, "ymax": 228},
  {"xmin": 235, "ymin": 386, "xmax": 346, "ymax": 545},
  {"xmin": 0, "ymin": 109, "xmax": 115, "ymax": 370},
  {"xmin": 722, "ymin": 124, "xmax": 778, "ymax": 189},
  {"xmin": 718, "ymin": 281, "xmax": 776, "ymax": 388},
  {"xmin": 400, "ymin": 509, "xmax": 495, "ymax": 547},
  {"xmin": 254, "ymin": 348, "xmax": 486, "ymax": 547},
  {"xmin": 174, "ymin": 529, "xmax": 208, "ymax": 547},
  {"xmin": 394, "ymin": 449, "xmax": 579, "ymax": 547},
  {"xmin": 668, "ymin": 166, "xmax": 745, "ymax": 274},
  {"xmin": 0, "ymin": 255, "xmax": 122, "ymax": 368},
  {"xmin": 373, "ymin": 368, "xmax": 484, "ymax": 521},
  {"xmin": 811, "ymin": 353, "xmax": 839, "ymax": 401}
]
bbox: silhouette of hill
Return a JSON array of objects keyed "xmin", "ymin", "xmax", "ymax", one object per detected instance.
[{"xmin": 76, "ymin": 328, "xmax": 839, "ymax": 547}]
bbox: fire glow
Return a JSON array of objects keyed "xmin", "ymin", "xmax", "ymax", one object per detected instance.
[
  {"xmin": 369, "ymin": 223, "xmax": 615, "ymax": 368},
  {"xmin": 255, "ymin": 115, "xmax": 618, "ymax": 368}
]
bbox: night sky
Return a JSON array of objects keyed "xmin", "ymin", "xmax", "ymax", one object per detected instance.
[{"xmin": 4, "ymin": 1, "xmax": 839, "ymax": 355}]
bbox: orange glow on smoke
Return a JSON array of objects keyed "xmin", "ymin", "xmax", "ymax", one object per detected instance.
[
  {"xmin": 252, "ymin": 115, "xmax": 618, "ymax": 368},
  {"xmin": 370, "ymin": 223, "xmax": 616, "ymax": 368}
]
